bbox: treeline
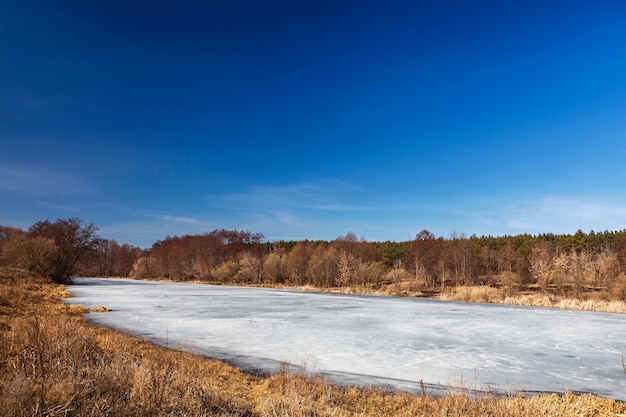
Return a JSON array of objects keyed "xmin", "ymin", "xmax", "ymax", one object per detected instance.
[
  {"xmin": 0, "ymin": 218, "xmax": 141, "ymax": 283},
  {"xmin": 1, "ymin": 219, "xmax": 626, "ymax": 300},
  {"xmin": 127, "ymin": 229, "xmax": 626, "ymax": 300}
]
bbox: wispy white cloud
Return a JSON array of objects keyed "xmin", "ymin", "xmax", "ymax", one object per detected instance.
[
  {"xmin": 492, "ymin": 194, "xmax": 626, "ymax": 234},
  {"xmin": 141, "ymin": 212, "xmax": 218, "ymax": 230},
  {"xmin": 210, "ymin": 181, "xmax": 372, "ymax": 213},
  {"xmin": 263, "ymin": 210, "xmax": 310, "ymax": 227},
  {"xmin": 99, "ymin": 188, "xmax": 626, "ymax": 248},
  {"xmin": 203, "ymin": 180, "xmax": 379, "ymax": 240},
  {"xmin": 35, "ymin": 200, "xmax": 81, "ymax": 213},
  {"xmin": 99, "ymin": 214, "xmax": 218, "ymax": 248},
  {"xmin": 0, "ymin": 166, "xmax": 95, "ymax": 196},
  {"xmin": 98, "ymin": 221, "xmax": 166, "ymax": 248},
  {"xmin": 305, "ymin": 204, "xmax": 368, "ymax": 211},
  {"xmin": 356, "ymin": 192, "xmax": 626, "ymax": 239},
  {"xmin": 153, "ymin": 215, "xmax": 205, "ymax": 224}
]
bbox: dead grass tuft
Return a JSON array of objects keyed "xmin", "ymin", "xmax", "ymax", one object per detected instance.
[
  {"xmin": 53, "ymin": 287, "xmax": 74, "ymax": 299},
  {"xmin": 67, "ymin": 304, "xmax": 88, "ymax": 314},
  {"xmin": 556, "ymin": 298, "xmax": 626, "ymax": 314},
  {"xmin": 89, "ymin": 305, "xmax": 112, "ymax": 312},
  {"xmin": 440, "ymin": 286, "xmax": 503, "ymax": 304}
]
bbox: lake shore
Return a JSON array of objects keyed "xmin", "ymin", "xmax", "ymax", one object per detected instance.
[
  {"xmin": 66, "ymin": 277, "xmax": 626, "ymax": 400},
  {"xmin": 141, "ymin": 276, "xmax": 626, "ymax": 314},
  {"xmin": 1, "ymin": 269, "xmax": 625, "ymax": 416}
]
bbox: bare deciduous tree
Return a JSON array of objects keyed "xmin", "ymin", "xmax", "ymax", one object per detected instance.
[
  {"xmin": 529, "ymin": 242, "xmax": 553, "ymax": 292},
  {"xmin": 306, "ymin": 246, "xmax": 337, "ymax": 287},
  {"xmin": 27, "ymin": 218, "xmax": 99, "ymax": 284},
  {"xmin": 2, "ymin": 235, "xmax": 58, "ymax": 277},
  {"xmin": 406, "ymin": 229, "xmax": 440, "ymax": 288},
  {"xmin": 238, "ymin": 252, "xmax": 262, "ymax": 283},
  {"xmin": 336, "ymin": 249, "xmax": 355, "ymax": 286},
  {"xmin": 263, "ymin": 248, "xmax": 287, "ymax": 283},
  {"xmin": 285, "ymin": 242, "xmax": 314, "ymax": 285}
]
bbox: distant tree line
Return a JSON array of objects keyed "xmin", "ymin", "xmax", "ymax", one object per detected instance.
[
  {"xmin": 0, "ymin": 218, "xmax": 140, "ymax": 283},
  {"xmin": 1, "ymin": 218, "xmax": 625, "ymax": 300}
]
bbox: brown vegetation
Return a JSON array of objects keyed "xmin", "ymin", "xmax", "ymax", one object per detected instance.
[
  {"xmin": 128, "ymin": 229, "xmax": 626, "ymax": 312},
  {"xmin": 1, "ymin": 268, "xmax": 625, "ymax": 416},
  {"xmin": 3, "ymin": 220, "xmax": 626, "ymax": 313},
  {"xmin": 439, "ymin": 285, "xmax": 626, "ymax": 313},
  {"xmin": 88, "ymin": 305, "xmax": 112, "ymax": 313},
  {"xmin": 0, "ymin": 221, "xmax": 141, "ymax": 284}
]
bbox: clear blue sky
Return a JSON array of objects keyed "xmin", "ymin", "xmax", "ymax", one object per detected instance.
[{"xmin": 2, "ymin": 1, "xmax": 626, "ymax": 248}]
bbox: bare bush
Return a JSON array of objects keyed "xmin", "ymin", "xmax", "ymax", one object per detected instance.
[{"xmin": 210, "ymin": 260, "xmax": 239, "ymax": 282}]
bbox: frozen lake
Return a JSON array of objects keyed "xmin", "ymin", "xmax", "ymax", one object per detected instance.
[{"xmin": 65, "ymin": 278, "xmax": 626, "ymax": 399}]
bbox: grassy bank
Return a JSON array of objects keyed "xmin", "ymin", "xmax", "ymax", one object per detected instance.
[
  {"xmin": 1, "ymin": 270, "xmax": 625, "ymax": 416},
  {"xmin": 438, "ymin": 285, "xmax": 626, "ymax": 313},
  {"xmin": 241, "ymin": 280, "xmax": 626, "ymax": 314}
]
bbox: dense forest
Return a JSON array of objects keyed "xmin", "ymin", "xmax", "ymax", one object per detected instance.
[{"xmin": 2, "ymin": 218, "xmax": 626, "ymax": 301}]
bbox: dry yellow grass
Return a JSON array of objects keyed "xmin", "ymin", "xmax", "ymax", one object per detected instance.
[
  {"xmin": 439, "ymin": 285, "xmax": 626, "ymax": 313},
  {"xmin": 439, "ymin": 285, "xmax": 504, "ymax": 304},
  {"xmin": 554, "ymin": 298, "xmax": 626, "ymax": 313},
  {"xmin": 89, "ymin": 305, "xmax": 112, "ymax": 312},
  {"xmin": 67, "ymin": 304, "xmax": 88, "ymax": 314},
  {"xmin": 1, "ymin": 269, "xmax": 624, "ymax": 416}
]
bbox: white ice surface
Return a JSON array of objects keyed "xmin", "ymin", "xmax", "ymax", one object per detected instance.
[{"xmin": 65, "ymin": 278, "xmax": 626, "ymax": 399}]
